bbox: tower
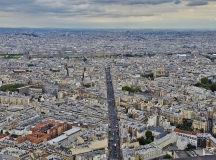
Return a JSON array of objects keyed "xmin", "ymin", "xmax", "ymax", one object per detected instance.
[
  {"xmin": 154, "ymin": 63, "xmax": 157, "ymax": 78},
  {"xmin": 161, "ymin": 64, "xmax": 165, "ymax": 75}
]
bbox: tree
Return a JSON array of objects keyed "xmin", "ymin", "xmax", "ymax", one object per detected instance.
[
  {"xmin": 137, "ymin": 137, "xmax": 152, "ymax": 145},
  {"xmin": 194, "ymin": 82, "xmax": 201, "ymax": 87},
  {"xmin": 209, "ymin": 79, "xmax": 212, "ymax": 84},
  {"xmin": 163, "ymin": 154, "xmax": 172, "ymax": 159},
  {"xmin": 50, "ymin": 69, "xmax": 60, "ymax": 72},
  {"xmin": 137, "ymin": 137, "xmax": 145, "ymax": 145},
  {"xmin": 201, "ymin": 77, "xmax": 209, "ymax": 84},
  {"xmin": 210, "ymin": 83, "xmax": 216, "ymax": 92},
  {"xmin": 150, "ymin": 135, "xmax": 154, "ymax": 142},
  {"xmin": 176, "ymin": 121, "xmax": 193, "ymax": 131},
  {"xmin": 84, "ymin": 84, "xmax": 91, "ymax": 88},
  {"xmin": 145, "ymin": 138, "xmax": 152, "ymax": 144},
  {"xmin": 200, "ymin": 128, "xmax": 204, "ymax": 133},
  {"xmin": 138, "ymin": 131, "xmax": 154, "ymax": 145},
  {"xmin": 145, "ymin": 130, "xmax": 153, "ymax": 139},
  {"xmin": 122, "ymin": 86, "xmax": 142, "ymax": 93},
  {"xmin": 0, "ymin": 84, "xmax": 26, "ymax": 92},
  {"xmin": 128, "ymin": 114, "xmax": 133, "ymax": 118},
  {"xmin": 10, "ymin": 134, "xmax": 19, "ymax": 138},
  {"xmin": 141, "ymin": 73, "xmax": 154, "ymax": 80},
  {"xmin": 194, "ymin": 77, "xmax": 216, "ymax": 92},
  {"xmin": 186, "ymin": 144, "xmax": 196, "ymax": 150},
  {"xmin": 122, "ymin": 86, "xmax": 131, "ymax": 92}
]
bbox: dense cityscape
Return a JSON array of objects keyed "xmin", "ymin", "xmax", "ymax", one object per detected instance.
[{"xmin": 0, "ymin": 28, "xmax": 216, "ymax": 160}]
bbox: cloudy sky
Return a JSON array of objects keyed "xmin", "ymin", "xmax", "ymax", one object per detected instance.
[{"xmin": 0, "ymin": 0, "xmax": 216, "ymax": 28}]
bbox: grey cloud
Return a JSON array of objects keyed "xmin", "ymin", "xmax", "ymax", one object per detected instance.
[
  {"xmin": 36, "ymin": 0, "xmax": 87, "ymax": 6},
  {"xmin": 187, "ymin": 0, "xmax": 208, "ymax": 6},
  {"xmin": 83, "ymin": 13, "xmax": 158, "ymax": 18},
  {"xmin": 0, "ymin": 0, "xmax": 35, "ymax": 5},
  {"xmin": 90, "ymin": 0, "xmax": 176, "ymax": 5},
  {"xmin": 0, "ymin": 0, "xmax": 191, "ymax": 19},
  {"xmin": 174, "ymin": 0, "xmax": 181, "ymax": 4},
  {"xmin": 0, "ymin": 0, "xmax": 176, "ymax": 7}
]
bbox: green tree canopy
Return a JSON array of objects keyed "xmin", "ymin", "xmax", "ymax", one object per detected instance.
[
  {"xmin": 10, "ymin": 134, "xmax": 19, "ymax": 138},
  {"xmin": 176, "ymin": 121, "xmax": 193, "ymax": 131},
  {"xmin": 122, "ymin": 86, "xmax": 131, "ymax": 91},
  {"xmin": 0, "ymin": 84, "xmax": 26, "ymax": 92},
  {"xmin": 141, "ymin": 73, "xmax": 154, "ymax": 80},
  {"xmin": 163, "ymin": 154, "xmax": 172, "ymax": 159},
  {"xmin": 210, "ymin": 83, "xmax": 216, "ymax": 92},
  {"xmin": 145, "ymin": 130, "xmax": 153, "ymax": 139},
  {"xmin": 128, "ymin": 114, "xmax": 133, "ymax": 118},
  {"xmin": 137, "ymin": 137, "xmax": 152, "ymax": 145},
  {"xmin": 186, "ymin": 144, "xmax": 196, "ymax": 150},
  {"xmin": 194, "ymin": 77, "xmax": 216, "ymax": 92},
  {"xmin": 122, "ymin": 86, "xmax": 142, "ymax": 93},
  {"xmin": 84, "ymin": 84, "xmax": 91, "ymax": 88},
  {"xmin": 201, "ymin": 77, "xmax": 211, "ymax": 84}
]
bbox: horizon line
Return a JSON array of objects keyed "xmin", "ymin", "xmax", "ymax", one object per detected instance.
[{"xmin": 0, "ymin": 27, "xmax": 216, "ymax": 31}]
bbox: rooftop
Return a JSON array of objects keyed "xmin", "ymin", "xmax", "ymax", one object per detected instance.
[
  {"xmin": 63, "ymin": 127, "xmax": 80, "ymax": 136},
  {"xmin": 48, "ymin": 135, "xmax": 68, "ymax": 145}
]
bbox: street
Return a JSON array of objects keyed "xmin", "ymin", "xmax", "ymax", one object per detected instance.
[{"xmin": 105, "ymin": 67, "xmax": 122, "ymax": 160}]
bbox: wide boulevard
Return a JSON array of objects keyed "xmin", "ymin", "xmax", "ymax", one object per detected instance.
[{"xmin": 105, "ymin": 67, "xmax": 122, "ymax": 160}]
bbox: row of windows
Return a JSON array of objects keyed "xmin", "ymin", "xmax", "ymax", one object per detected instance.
[
  {"xmin": 1, "ymin": 98, "xmax": 28, "ymax": 103},
  {"xmin": 178, "ymin": 134, "xmax": 197, "ymax": 140}
]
